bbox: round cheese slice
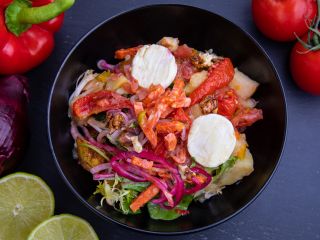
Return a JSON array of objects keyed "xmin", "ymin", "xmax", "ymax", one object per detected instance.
[
  {"xmin": 187, "ymin": 114, "xmax": 236, "ymax": 168},
  {"xmin": 131, "ymin": 44, "xmax": 177, "ymax": 88}
]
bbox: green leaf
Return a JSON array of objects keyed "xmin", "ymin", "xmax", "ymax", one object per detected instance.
[
  {"xmin": 147, "ymin": 195, "xmax": 193, "ymax": 220},
  {"xmin": 122, "ymin": 182, "xmax": 150, "ymax": 192},
  {"xmin": 212, "ymin": 156, "xmax": 238, "ymax": 182},
  {"xmin": 118, "ymin": 190, "xmax": 141, "ymax": 215}
]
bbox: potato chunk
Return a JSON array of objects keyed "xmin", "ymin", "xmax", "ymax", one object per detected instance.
[
  {"xmin": 229, "ymin": 68, "xmax": 259, "ymax": 99},
  {"xmin": 76, "ymin": 138, "xmax": 106, "ymax": 171},
  {"xmin": 217, "ymin": 149, "xmax": 254, "ymax": 187}
]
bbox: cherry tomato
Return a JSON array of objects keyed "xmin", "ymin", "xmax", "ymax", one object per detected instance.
[
  {"xmin": 290, "ymin": 35, "xmax": 320, "ymax": 95},
  {"xmin": 215, "ymin": 88, "xmax": 239, "ymax": 119},
  {"xmin": 252, "ymin": 0, "xmax": 317, "ymax": 41}
]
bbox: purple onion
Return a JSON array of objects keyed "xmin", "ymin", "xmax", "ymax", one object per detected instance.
[
  {"xmin": 93, "ymin": 172, "xmax": 115, "ymax": 180},
  {"xmin": 90, "ymin": 163, "xmax": 111, "ymax": 174},
  {"xmin": 70, "ymin": 121, "xmax": 84, "ymax": 140},
  {"xmin": 0, "ymin": 75, "xmax": 29, "ymax": 175},
  {"xmin": 184, "ymin": 167, "xmax": 212, "ymax": 195},
  {"xmin": 97, "ymin": 59, "xmax": 116, "ymax": 71}
]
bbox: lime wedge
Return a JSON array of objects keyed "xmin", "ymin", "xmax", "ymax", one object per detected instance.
[
  {"xmin": 0, "ymin": 172, "xmax": 54, "ymax": 240},
  {"xmin": 28, "ymin": 214, "xmax": 99, "ymax": 240}
]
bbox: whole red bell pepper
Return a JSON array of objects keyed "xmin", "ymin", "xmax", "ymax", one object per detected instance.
[{"xmin": 0, "ymin": 0, "xmax": 74, "ymax": 75}]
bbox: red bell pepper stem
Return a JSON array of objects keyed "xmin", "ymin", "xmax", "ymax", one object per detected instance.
[{"xmin": 5, "ymin": 0, "xmax": 74, "ymax": 36}]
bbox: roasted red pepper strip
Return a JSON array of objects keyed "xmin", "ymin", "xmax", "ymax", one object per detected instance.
[
  {"xmin": 114, "ymin": 45, "xmax": 142, "ymax": 59},
  {"xmin": 189, "ymin": 58, "xmax": 235, "ymax": 105},
  {"xmin": 0, "ymin": 0, "xmax": 74, "ymax": 75},
  {"xmin": 156, "ymin": 121, "xmax": 185, "ymax": 134},
  {"xmin": 72, "ymin": 90, "xmax": 132, "ymax": 120},
  {"xmin": 171, "ymin": 108, "xmax": 192, "ymax": 127},
  {"xmin": 231, "ymin": 108, "xmax": 263, "ymax": 128}
]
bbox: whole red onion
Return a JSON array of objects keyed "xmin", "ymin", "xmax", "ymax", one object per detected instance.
[{"xmin": 0, "ymin": 75, "xmax": 29, "ymax": 175}]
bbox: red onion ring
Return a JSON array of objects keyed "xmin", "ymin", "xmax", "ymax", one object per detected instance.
[
  {"xmin": 97, "ymin": 59, "xmax": 116, "ymax": 71},
  {"xmin": 90, "ymin": 163, "xmax": 111, "ymax": 174},
  {"xmin": 184, "ymin": 167, "xmax": 212, "ymax": 195},
  {"xmin": 93, "ymin": 173, "xmax": 115, "ymax": 180}
]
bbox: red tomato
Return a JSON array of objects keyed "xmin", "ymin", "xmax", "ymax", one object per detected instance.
[
  {"xmin": 216, "ymin": 88, "xmax": 239, "ymax": 119},
  {"xmin": 252, "ymin": 0, "xmax": 317, "ymax": 41},
  {"xmin": 290, "ymin": 35, "xmax": 320, "ymax": 95}
]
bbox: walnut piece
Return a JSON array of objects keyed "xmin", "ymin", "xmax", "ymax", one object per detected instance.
[{"xmin": 199, "ymin": 95, "xmax": 218, "ymax": 115}]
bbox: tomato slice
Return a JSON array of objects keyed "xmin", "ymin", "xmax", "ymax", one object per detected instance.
[{"xmin": 72, "ymin": 90, "xmax": 131, "ymax": 120}]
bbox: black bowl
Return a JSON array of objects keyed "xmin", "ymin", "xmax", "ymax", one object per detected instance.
[{"xmin": 48, "ymin": 4, "xmax": 287, "ymax": 235}]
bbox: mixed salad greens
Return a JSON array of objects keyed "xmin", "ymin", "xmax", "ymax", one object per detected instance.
[{"xmin": 68, "ymin": 37, "xmax": 263, "ymax": 220}]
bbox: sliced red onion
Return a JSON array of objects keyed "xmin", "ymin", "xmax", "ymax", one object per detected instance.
[
  {"xmin": 110, "ymin": 129, "xmax": 121, "ymax": 140},
  {"xmin": 87, "ymin": 118, "xmax": 105, "ymax": 133},
  {"xmin": 181, "ymin": 127, "xmax": 187, "ymax": 141},
  {"xmin": 109, "ymin": 150, "xmax": 186, "ymax": 207},
  {"xmin": 93, "ymin": 173, "xmax": 115, "ymax": 180},
  {"xmin": 111, "ymin": 161, "xmax": 146, "ymax": 182},
  {"xmin": 81, "ymin": 126, "xmax": 96, "ymax": 142},
  {"xmin": 70, "ymin": 121, "xmax": 83, "ymax": 140},
  {"xmin": 106, "ymin": 109, "xmax": 121, "ymax": 115},
  {"xmin": 97, "ymin": 59, "xmax": 116, "ymax": 71},
  {"xmin": 97, "ymin": 130, "xmax": 110, "ymax": 143},
  {"xmin": 90, "ymin": 163, "xmax": 111, "ymax": 174},
  {"xmin": 118, "ymin": 111, "xmax": 130, "ymax": 124},
  {"xmin": 184, "ymin": 167, "xmax": 212, "ymax": 195},
  {"xmin": 130, "ymin": 95, "xmax": 138, "ymax": 105},
  {"xmin": 81, "ymin": 126, "xmax": 120, "ymax": 154}
]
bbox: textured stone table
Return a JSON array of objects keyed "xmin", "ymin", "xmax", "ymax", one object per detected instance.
[{"xmin": 20, "ymin": 0, "xmax": 320, "ymax": 239}]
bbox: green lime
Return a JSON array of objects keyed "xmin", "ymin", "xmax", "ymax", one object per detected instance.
[
  {"xmin": 0, "ymin": 172, "xmax": 54, "ymax": 240},
  {"xmin": 28, "ymin": 214, "xmax": 99, "ymax": 240}
]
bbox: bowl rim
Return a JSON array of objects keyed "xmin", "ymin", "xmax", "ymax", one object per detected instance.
[{"xmin": 47, "ymin": 3, "xmax": 287, "ymax": 235}]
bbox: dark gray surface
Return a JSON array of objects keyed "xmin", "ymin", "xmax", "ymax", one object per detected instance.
[{"xmin": 20, "ymin": 0, "xmax": 320, "ymax": 239}]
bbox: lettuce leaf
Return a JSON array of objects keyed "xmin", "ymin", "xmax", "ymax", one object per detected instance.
[
  {"xmin": 212, "ymin": 156, "xmax": 238, "ymax": 182},
  {"xmin": 147, "ymin": 195, "xmax": 193, "ymax": 220},
  {"xmin": 122, "ymin": 182, "xmax": 150, "ymax": 192}
]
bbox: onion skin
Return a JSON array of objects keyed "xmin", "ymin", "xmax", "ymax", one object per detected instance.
[{"xmin": 0, "ymin": 75, "xmax": 29, "ymax": 175}]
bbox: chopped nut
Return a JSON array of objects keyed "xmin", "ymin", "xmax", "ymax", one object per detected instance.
[
  {"xmin": 107, "ymin": 113, "xmax": 124, "ymax": 132},
  {"xmin": 199, "ymin": 95, "xmax": 218, "ymax": 114}
]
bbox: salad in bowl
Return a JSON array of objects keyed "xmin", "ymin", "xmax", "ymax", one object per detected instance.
[{"xmin": 68, "ymin": 37, "xmax": 263, "ymax": 220}]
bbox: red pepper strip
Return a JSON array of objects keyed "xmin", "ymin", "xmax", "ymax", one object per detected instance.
[
  {"xmin": 171, "ymin": 108, "xmax": 192, "ymax": 126},
  {"xmin": 189, "ymin": 58, "xmax": 235, "ymax": 105},
  {"xmin": 231, "ymin": 108, "xmax": 263, "ymax": 128},
  {"xmin": 114, "ymin": 45, "xmax": 142, "ymax": 59},
  {"xmin": 0, "ymin": 0, "xmax": 74, "ymax": 75},
  {"xmin": 72, "ymin": 90, "xmax": 132, "ymax": 120},
  {"xmin": 156, "ymin": 121, "xmax": 185, "ymax": 134}
]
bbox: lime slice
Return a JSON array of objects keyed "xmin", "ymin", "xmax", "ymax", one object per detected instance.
[
  {"xmin": 28, "ymin": 214, "xmax": 99, "ymax": 240},
  {"xmin": 0, "ymin": 172, "xmax": 54, "ymax": 240}
]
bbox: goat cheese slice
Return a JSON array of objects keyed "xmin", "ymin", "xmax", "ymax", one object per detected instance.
[
  {"xmin": 131, "ymin": 44, "xmax": 177, "ymax": 88},
  {"xmin": 187, "ymin": 114, "xmax": 236, "ymax": 168}
]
